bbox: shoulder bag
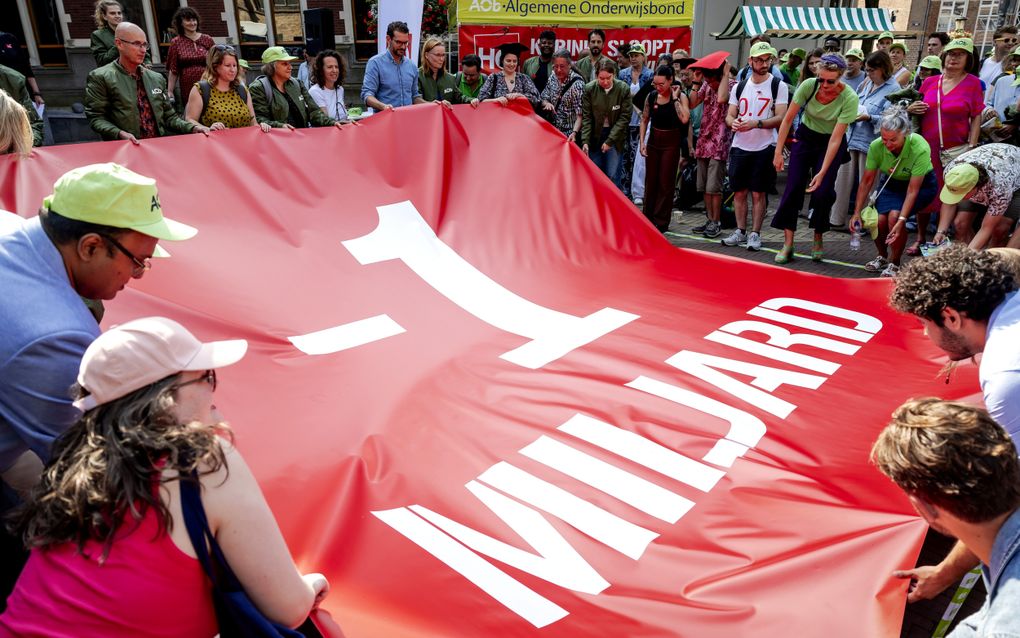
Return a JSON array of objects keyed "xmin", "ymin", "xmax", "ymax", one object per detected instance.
[
  {"xmin": 859, "ymin": 154, "xmax": 904, "ymax": 239},
  {"xmin": 937, "ymin": 76, "xmax": 971, "ymax": 165}
]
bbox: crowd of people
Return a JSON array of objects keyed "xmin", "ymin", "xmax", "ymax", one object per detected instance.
[{"xmin": 2, "ymin": 5, "xmax": 1020, "ymax": 635}]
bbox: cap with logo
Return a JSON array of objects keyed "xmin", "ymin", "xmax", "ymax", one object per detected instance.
[
  {"xmin": 42, "ymin": 163, "xmax": 197, "ymax": 258},
  {"xmin": 888, "ymin": 41, "xmax": 908, "ymax": 53},
  {"xmin": 73, "ymin": 316, "xmax": 248, "ymax": 412},
  {"xmin": 749, "ymin": 42, "xmax": 778, "ymax": 59},
  {"xmin": 845, "ymin": 48, "xmax": 864, "ymax": 60},
  {"xmin": 261, "ymin": 46, "xmax": 298, "ymax": 63},
  {"xmin": 628, "ymin": 43, "xmax": 646, "ymax": 56},
  {"xmin": 944, "ymin": 38, "xmax": 975, "ymax": 54},
  {"xmin": 877, "ymin": 31, "xmax": 895, "ymax": 42},
  {"xmin": 940, "ymin": 162, "xmax": 979, "ymax": 205},
  {"xmin": 919, "ymin": 55, "xmax": 943, "ymax": 70}
]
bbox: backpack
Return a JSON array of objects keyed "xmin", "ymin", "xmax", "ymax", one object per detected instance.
[
  {"xmin": 734, "ymin": 74, "xmax": 781, "ymax": 120},
  {"xmin": 198, "ymin": 80, "xmax": 250, "ymax": 122}
]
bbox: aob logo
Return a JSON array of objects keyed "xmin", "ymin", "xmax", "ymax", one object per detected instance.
[{"xmin": 469, "ymin": 0, "xmax": 502, "ymax": 11}]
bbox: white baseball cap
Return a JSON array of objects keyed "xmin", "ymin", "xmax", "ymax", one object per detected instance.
[{"xmin": 73, "ymin": 317, "xmax": 248, "ymax": 412}]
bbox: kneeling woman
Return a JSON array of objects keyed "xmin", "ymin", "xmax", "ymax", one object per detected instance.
[
  {"xmin": 850, "ymin": 104, "xmax": 938, "ymax": 277},
  {"xmin": 639, "ymin": 64, "xmax": 690, "ymax": 233},
  {"xmin": 771, "ymin": 54, "xmax": 859, "ymax": 263},
  {"xmin": 0, "ymin": 317, "xmax": 328, "ymax": 636}
]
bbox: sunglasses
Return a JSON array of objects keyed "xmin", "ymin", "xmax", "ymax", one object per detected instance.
[
  {"xmin": 173, "ymin": 370, "xmax": 218, "ymax": 392},
  {"xmin": 817, "ymin": 78, "xmax": 839, "ymax": 85},
  {"xmin": 214, "ymin": 44, "xmax": 236, "ymax": 53}
]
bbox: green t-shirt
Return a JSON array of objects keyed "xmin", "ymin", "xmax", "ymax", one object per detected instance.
[
  {"xmin": 780, "ymin": 63, "xmax": 800, "ymax": 87},
  {"xmin": 865, "ymin": 133, "xmax": 934, "ymax": 182},
  {"xmin": 793, "ymin": 78, "xmax": 859, "ymax": 134}
]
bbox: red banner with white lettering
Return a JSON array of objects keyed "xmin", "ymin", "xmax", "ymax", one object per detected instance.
[
  {"xmin": 458, "ymin": 25, "xmax": 691, "ymax": 74},
  {"xmin": 0, "ymin": 104, "xmax": 979, "ymax": 636}
]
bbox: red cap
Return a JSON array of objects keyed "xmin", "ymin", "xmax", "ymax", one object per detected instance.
[{"xmin": 689, "ymin": 51, "xmax": 730, "ymax": 71}]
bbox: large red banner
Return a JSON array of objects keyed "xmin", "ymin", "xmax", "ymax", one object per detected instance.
[
  {"xmin": 0, "ymin": 104, "xmax": 980, "ymax": 636},
  {"xmin": 458, "ymin": 25, "xmax": 692, "ymax": 74}
]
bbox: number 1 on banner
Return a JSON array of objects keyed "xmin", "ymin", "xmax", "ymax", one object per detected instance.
[{"xmin": 342, "ymin": 201, "xmax": 639, "ymax": 369}]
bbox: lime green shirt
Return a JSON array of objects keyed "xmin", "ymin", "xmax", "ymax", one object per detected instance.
[
  {"xmin": 793, "ymin": 78, "xmax": 859, "ymax": 135},
  {"xmin": 779, "ymin": 63, "xmax": 800, "ymax": 87},
  {"xmin": 865, "ymin": 133, "xmax": 933, "ymax": 181}
]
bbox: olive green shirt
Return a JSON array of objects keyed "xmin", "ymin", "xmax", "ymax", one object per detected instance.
[
  {"xmin": 418, "ymin": 68, "xmax": 464, "ymax": 104},
  {"xmin": 90, "ymin": 27, "xmax": 150, "ymax": 67},
  {"xmin": 84, "ymin": 60, "xmax": 195, "ymax": 140},
  {"xmin": 0, "ymin": 64, "xmax": 42, "ymax": 147},
  {"xmin": 575, "ymin": 54, "xmax": 613, "ymax": 83},
  {"xmin": 581, "ymin": 78, "xmax": 631, "ymax": 152},
  {"xmin": 249, "ymin": 76, "xmax": 335, "ymax": 128}
]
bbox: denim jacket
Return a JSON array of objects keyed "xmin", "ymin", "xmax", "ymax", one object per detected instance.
[
  {"xmin": 949, "ymin": 508, "xmax": 1020, "ymax": 637},
  {"xmin": 847, "ymin": 77, "xmax": 899, "ymax": 152}
]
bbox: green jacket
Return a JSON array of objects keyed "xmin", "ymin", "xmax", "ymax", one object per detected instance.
[
  {"xmin": 85, "ymin": 60, "xmax": 195, "ymax": 140},
  {"xmin": 522, "ymin": 56, "xmax": 554, "ymax": 85},
  {"xmin": 249, "ymin": 76, "xmax": 335, "ymax": 128},
  {"xmin": 90, "ymin": 27, "xmax": 150, "ymax": 67},
  {"xmin": 0, "ymin": 65, "xmax": 42, "ymax": 146},
  {"xmin": 575, "ymin": 54, "xmax": 612, "ymax": 83},
  {"xmin": 581, "ymin": 78, "xmax": 631, "ymax": 152},
  {"xmin": 418, "ymin": 67, "xmax": 464, "ymax": 104}
]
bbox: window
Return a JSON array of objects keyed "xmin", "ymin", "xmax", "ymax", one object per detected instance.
[
  {"xmin": 152, "ymin": 0, "xmax": 182, "ymax": 61},
  {"xmin": 936, "ymin": 0, "xmax": 969, "ymax": 32},
  {"xmin": 20, "ymin": 0, "xmax": 68, "ymax": 66},
  {"xmin": 352, "ymin": 0, "xmax": 376, "ymax": 60},
  {"xmin": 235, "ymin": 0, "xmax": 306, "ymax": 62}
]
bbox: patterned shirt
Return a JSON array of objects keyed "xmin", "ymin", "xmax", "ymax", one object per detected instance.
[
  {"xmin": 134, "ymin": 68, "xmax": 157, "ymax": 139},
  {"xmin": 477, "ymin": 72, "xmax": 540, "ymax": 105},
  {"xmin": 694, "ymin": 79, "xmax": 735, "ymax": 161},
  {"xmin": 540, "ymin": 71, "xmax": 584, "ymax": 135},
  {"xmin": 945, "ymin": 143, "xmax": 1020, "ymax": 216}
]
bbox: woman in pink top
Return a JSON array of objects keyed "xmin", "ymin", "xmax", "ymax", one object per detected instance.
[
  {"xmin": 0, "ymin": 317, "xmax": 329, "ymax": 637},
  {"xmin": 906, "ymin": 37, "xmax": 984, "ymax": 251}
]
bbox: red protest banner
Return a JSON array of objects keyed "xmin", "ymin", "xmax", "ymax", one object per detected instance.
[
  {"xmin": 459, "ymin": 24, "xmax": 692, "ymax": 73},
  {"xmin": 1, "ymin": 104, "xmax": 975, "ymax": 636}
]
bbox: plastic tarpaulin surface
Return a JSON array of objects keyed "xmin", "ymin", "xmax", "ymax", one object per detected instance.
[{"xmin": 0, "ymin": 103, "xmax": 980, "ymax": 636}]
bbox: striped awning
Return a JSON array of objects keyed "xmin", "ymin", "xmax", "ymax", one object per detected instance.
[{"xmin": 714, "ymin": 6, "xmax": 896, "ymax": 40}]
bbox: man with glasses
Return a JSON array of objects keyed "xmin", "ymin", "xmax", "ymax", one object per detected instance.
[
  {"xmin": 361, "ymin": 21, "xmax": 424, "ymax": 111},
  {"xmin": 981, "ymin": 26, "xmax": 1020, "ymax": 89},
  {"xmin": 456, "ymin": 54, "xmax": 486, "ymax": 102},
  {"xmin": 85, "ymin": 22, "xmax": 208, "ymax": 143},
  {"xmin": 0, "ymin": 163, "xmax": 196, "ymax": 602}
]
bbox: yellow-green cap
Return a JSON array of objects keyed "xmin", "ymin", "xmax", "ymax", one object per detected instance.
[
  {"xmin": 889, "ymin": 41, "xmax": 908, "ymax": 53},
  {"xmin": 628, "ymin": 43, "xmax": 646, "ymax": 56},
  {"xmin": 790, "ymin": 47, "xmax": 807, "ymax": 59},
  {"xmin": 1011, "ymin": 44, "xmax": 1020, "ymax": 57},
  {"xmin": 919, "ymin": 55, "xmax": 943, "ymax": 70},
  {"xmin": 749, "ymin": 42, "xmax": 778, "ymax": 59},
  {"xmin": 261, "ymin": 46, "xmax": 298, "ymax": 64},
  {"xmin": 239, "ymin": 58, "xmax": 250, "ymax": 69},
  {"xmin": 945, "ymin": 37, "xmax": 975, "ymax": 54},
  {"xmin": 42, "ymin": 163, "xmax": 197, "ymax": 257},
  {"xmin": 779, "ymin": 53, "xmax": 789, "ymax": 63},
  {"xmin": 877, "ymin": 31, "xmax": 894, "ymax": 42},
  {"xmin": 940, "ymin": 163, "xmax": 979, "ymax": 205},
  {"xmin": 845, "ymin": 48, "xmax": 864, "ymax": 60}
]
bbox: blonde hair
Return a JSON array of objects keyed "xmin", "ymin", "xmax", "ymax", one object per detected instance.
[
  {"xmin": 420, "ymin": 36, "xmax": 445, "ymax": 70},
  {"xmin": 0, "ymin": 90, "xmax": 32, "ymax": 157},
  {"xmin": 202, "ymin": 45, "xmax": 240, "ymax": 90},
  {"xmin": 94, "ymin": 0, "xmax": 121, "ymax": 29}
]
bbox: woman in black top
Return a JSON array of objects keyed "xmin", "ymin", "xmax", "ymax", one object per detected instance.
[{"xmin": 639, "ymin": 65, "xmax": 690, "ymax": 232}]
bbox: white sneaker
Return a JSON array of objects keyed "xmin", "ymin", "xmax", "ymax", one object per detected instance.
[
  {"xmin": 746, "ymin": 231, "xmax": 762, "ymax": 251},
  {"xmin": 864, "ymin": 256, "xmax": 889, "ymax": 272},
  {"xmin": 880, "ymin": 263, "xmax": 900, "ymax": 278},
  {"xmin": 722, "ymin": 229, "xmax": 746, "ymax": 246},
  {"xmin": 634, "ymin": 197, "xmax": 644, "ymax": 207}
]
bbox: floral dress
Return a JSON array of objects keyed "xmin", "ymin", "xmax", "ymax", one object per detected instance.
[
  {"xmin": 477, "ymin": 72, "xmax": 540, "ymax": 107},
  {"xmin": 167, "ymin": 34, "xmax": 215, "ymax": 102}
]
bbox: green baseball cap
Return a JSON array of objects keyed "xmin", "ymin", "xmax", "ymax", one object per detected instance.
[
  {"xmin": 790, "ymin": 47, "xmax": 807, "ymax": 59},
  {"xmin": 239, "ymin": 58, "xmax": 250, "ymax": 69},
  {"xmin": 749, "ymin": 42, "xmax": 778, "ymax": 59},
  {"xmin": 42, "ymin": 163, "xmax": 197, "ymax": 257},
  {"xmin": 941, "ymin": 163, "xmax": 979, "ymax": 204},
  {"xmin": 261, "ymin": 46, "xmax": 298, "ymax": 63},
  {"xmin": 628, "ymin": 43, "xmax": 646, "ymax": 56},
  {"xmin": 889, "ymin": 41, "xmax": 908, "ymax": 53},
  {"xmin": 1011, "ymin": 44, "xmax": 1020, "ymax": 58},
  {"xmin": 919, "ymin": 55, "xmax": 943, "ymax": 70},
  {"xmin": 845, "ymin": 48, "xmax": 864, "ymax": 60},
  {"xmin": 944, "ymin": 37, "xmax": 975, "ymax": 54},
  {"xmin": 877, "ymin": 31, "xmax": 894, "ymax": 42}
]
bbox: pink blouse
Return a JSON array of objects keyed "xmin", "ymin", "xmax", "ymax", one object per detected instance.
[
  {"xmin": 0, "ymin": 502, "xmax": 218, "ymax": 637},
  {"xmin": 918, "ymin": 73, "xmax": 984, "ymax": 176}
]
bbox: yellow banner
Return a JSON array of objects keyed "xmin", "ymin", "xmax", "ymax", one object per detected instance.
[{"xmin": 458, "ymin": 0, "xmax": 693, "ymax": 27}]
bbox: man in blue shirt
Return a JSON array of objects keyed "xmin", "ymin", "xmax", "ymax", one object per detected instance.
[
  {"xmin": 872, "ymin": 398, "xmax": 1020, "ymax": 638},
  {"xmin": 361, "ymin": 21, "xmax": 425, "ymax": 111}
]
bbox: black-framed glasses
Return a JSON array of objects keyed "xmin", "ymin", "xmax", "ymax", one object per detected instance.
[
  {"xmin": 173, "ymin": 370, "xmax": 217, "ymax": 392},
  {"xmin": 99, "ymin": 233, "xmax": 151, "ymax": 276}
]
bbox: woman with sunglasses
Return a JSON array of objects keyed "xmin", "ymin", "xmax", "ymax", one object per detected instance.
[
  {"xmin": 166, "ymin": 7, "xmax": 214, "ymax": 111},
  {"xmin": 832, "ymin": 51, "xmax": 897, "ymax": 231},
  {"xmin": 771, "ymin": 54, "xmax": 859, "ymax": 264},
  {"xmin": 185, "ymin": 45, "xmax": 270, "ymax": 132},
  {"xmin": 0, "ymin": 317, "xmax": 329, "ymax": 635}
]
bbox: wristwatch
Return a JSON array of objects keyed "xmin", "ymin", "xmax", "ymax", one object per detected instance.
[{"xmin": 756, "ymin": 119, "xmax": 763, "ymax": 129}]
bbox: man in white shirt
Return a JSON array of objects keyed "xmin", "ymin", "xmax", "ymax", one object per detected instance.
[
  {"xmin": 721, "ymin": 42, "xmax": 789, "ymax": 251},
  {"xmin": 981, "ymin": 26, "xmax": 1019, "ymax": 89}
]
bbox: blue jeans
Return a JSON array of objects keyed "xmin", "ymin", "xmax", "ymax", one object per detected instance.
[{"xmin": 590, "ymin": 130, "xmax": 623, "ymax": 192}]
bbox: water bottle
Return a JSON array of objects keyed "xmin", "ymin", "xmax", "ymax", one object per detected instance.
[{"xmin": 849, "ymin": 220, "xmax": 862, "ymax": 251}]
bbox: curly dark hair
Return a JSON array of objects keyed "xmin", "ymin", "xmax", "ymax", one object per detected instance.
[
  {"xmin": 889, "ymin": 244, "xmax": 1016, "ymax": 325},
  {"xmin": 8, "ymin": 374, "xmax": 230, "ymax": 559},
  {"xmin": 872, "ymin": 398, "xmax": 1020, "ymax": 523},
  {"xmin": 313, "ymin": 49, "xmax": 346, "ymax": 89},
  {"xmin": 172, "ymin": 6, "xmax": 200, "ymax": 36}
]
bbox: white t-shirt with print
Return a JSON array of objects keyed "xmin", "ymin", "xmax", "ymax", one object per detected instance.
[{"xmin": 728, "ymin": 74, "xmax": 789, "ymax": 152}]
